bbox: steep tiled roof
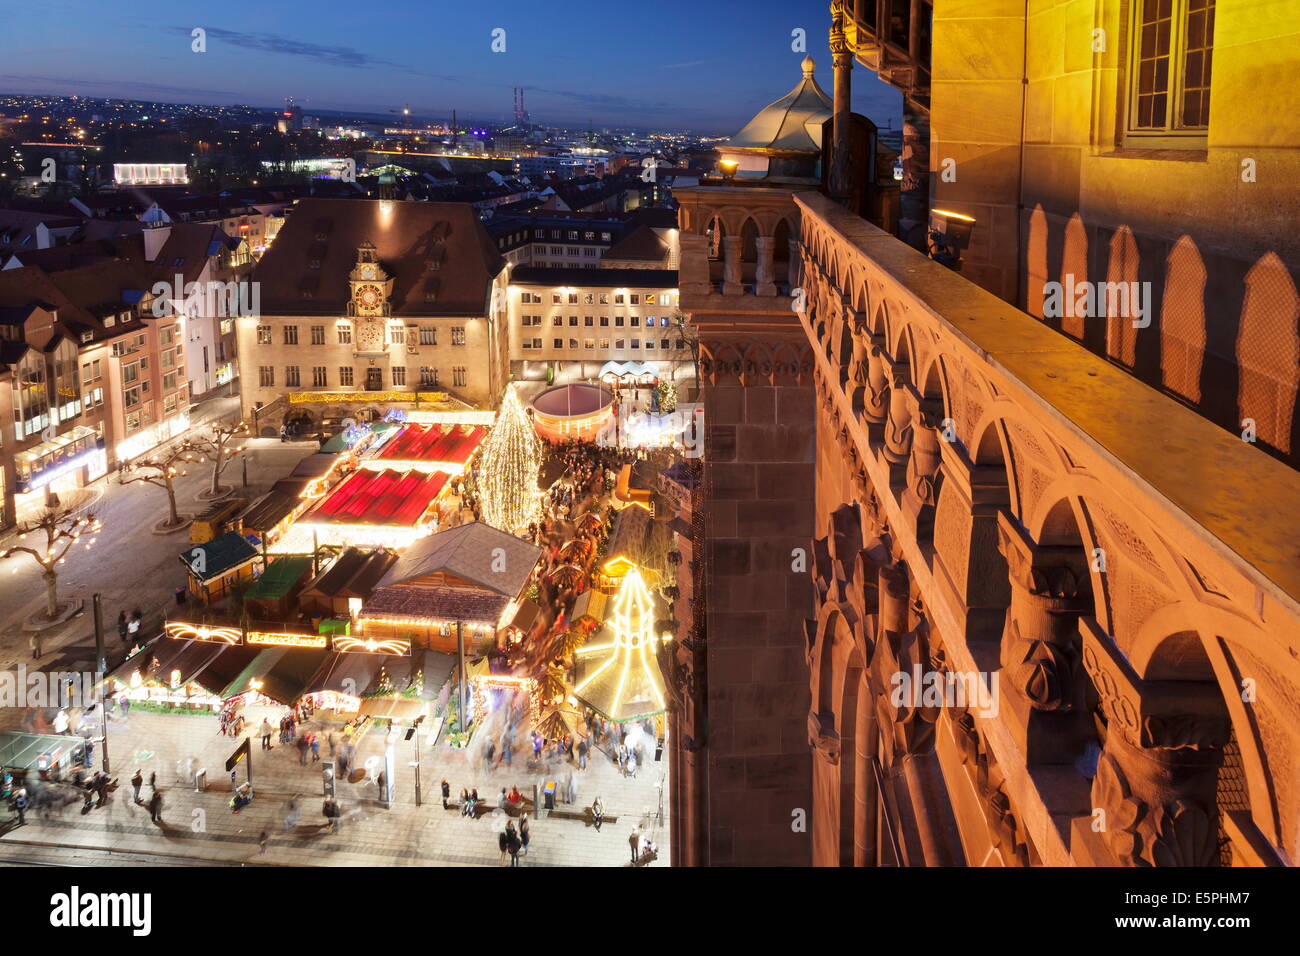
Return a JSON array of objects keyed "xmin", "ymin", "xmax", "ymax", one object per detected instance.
[
  {"xmin": 252, "ymin": 198, "xmax": 505, "ymax": 317},
  {"xmin": 376, "ymin": 521, "xmax": 541, "ymax": 598}
]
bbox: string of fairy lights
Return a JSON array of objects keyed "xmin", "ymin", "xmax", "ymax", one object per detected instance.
[{"xmin": 477, "ymin": 386, "xmax": 544, "ymax": 538}]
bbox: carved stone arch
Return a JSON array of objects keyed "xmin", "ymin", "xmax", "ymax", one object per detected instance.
[
  {"xmin": 1085, "ymin": 606, "xmax": 1272, "ymax": 866},
  {"xmin": 893, "ymin": 322, "xmax": 915, "ymax": 385},
  {"xmin": 1123, "ymin": 603, "xmax": 1290, "ymax": 854},
  {"xmin": 969, "ymin": 416, "xmax": 1022, "ymax": 521},
  {"xmin": 739, "ymin": 215, "xmax": 760, "ymax": 263},
  {"xmin": 918, "ymin": 353, "xmax": 952, "ymax": 426},
  {"xmin": 809, "ymin": 605, "xmax": 869, "ymax": 866},
  {"xmin": 718, "ymin": 206, "xmax": 749, "ymax": 235},
  {"xmin": 773, "ymin": 216, "xmax": 794, "ymax": 264},
  {"xmin": 871, "ymin": 297, "xmax": 889, "ymax": 337},
  {"xmin": 1027, "ymin": 470, "xmax": 1196, "ymax": 643}
]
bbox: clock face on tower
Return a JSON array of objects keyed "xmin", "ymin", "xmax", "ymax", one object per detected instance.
[{"xmin": 356, "ymin": 284, "xmax": 382, "ymax": 311}]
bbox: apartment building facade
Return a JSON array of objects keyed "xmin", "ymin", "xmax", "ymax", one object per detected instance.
[
  {"xmin": 0, "ymin": 260, "xmax": 188, "ymax": 528},
  {"xmin": 507, "ymin": 266, "xmax": 689, "ymax": 384},
  {"xmin": 236, "ymin": 198, "xmax": 509, "ymax": 431}
]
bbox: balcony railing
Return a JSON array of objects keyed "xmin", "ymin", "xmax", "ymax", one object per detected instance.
[{"xmin": 795, "ymin": 191, "xmax": 1297, "ymax": 867}]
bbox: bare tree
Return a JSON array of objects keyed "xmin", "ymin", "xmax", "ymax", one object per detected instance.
[
  {"xmin": 119, "ymin": 441, "xmax": 198, "ymax": 528},
  {"xmin": 0, "ymin": 506, "xmax": 103, "ymax": 619},
  {"xmin": 191, "ymin": 420, "xmax": 248, "ymax": 498}
]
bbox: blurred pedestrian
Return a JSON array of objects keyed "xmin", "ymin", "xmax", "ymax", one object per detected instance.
[{"xmin": 131, "ymin": 769, "xmax": 143, "ymax": 803}]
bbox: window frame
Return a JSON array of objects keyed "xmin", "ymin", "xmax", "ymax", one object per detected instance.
[{"xmin": 1124, "ymin": 0, "xmax": 1215, "ymax": 147}]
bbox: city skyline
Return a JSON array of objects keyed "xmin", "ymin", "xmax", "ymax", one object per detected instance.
[{"xmin": 1, "ymin": 0, "xmax": 903, "ymax": 134}]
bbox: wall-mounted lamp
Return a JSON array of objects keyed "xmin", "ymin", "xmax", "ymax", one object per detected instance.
[{"xmin": 928, "ymin": 209, "xmax": 976, "ymax": 270}]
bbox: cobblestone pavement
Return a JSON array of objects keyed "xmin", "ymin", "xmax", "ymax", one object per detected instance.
[{"xmin": 0, "ymin": 710, "xmax": 669, "ymax": 868}]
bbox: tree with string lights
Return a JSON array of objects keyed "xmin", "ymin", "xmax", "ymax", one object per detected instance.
[
  {"xmin": 0, "ymin": 506, "xmax": 103, "ymax": 619},
  {"xmin": 191, "ymin": 420, "xmax": 249, "ymax": 499},
  {"xmin": 477, "ymin": 386, "xmax": 543, "ymax": 537},
  {"xmin": 119, "ymin": 440, "xmax": 198, "ymax": 529}
]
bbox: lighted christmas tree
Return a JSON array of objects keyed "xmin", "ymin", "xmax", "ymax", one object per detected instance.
[
  {"xmin": 479, "ymin": 387, "xmax": 543, "ymax": 537},
  {"xmin": 574, "ymin": 568, "xmax": 666, "ymax": 721}
]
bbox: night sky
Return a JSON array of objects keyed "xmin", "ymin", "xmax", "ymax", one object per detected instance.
[{"xmin": 1, "ymin": 0, "xmax": 902, "ymax": 134}]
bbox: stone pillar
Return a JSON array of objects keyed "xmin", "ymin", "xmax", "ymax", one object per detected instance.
[
  {"xmin": 902, "ymin": 398, "xmax": 944, "ymax": 540},
  {"xmin": 882, "ymin": 363, "xmax": 914, "ymax": 480},
  {"xmin": 860, "ymin": 338, "xmax": 889, "ymax": 432},
  {"xmin": 755, "ymin": 236, "xmax": 777, "ymax": 297},
  {"xmin": 996, "ymin": 512, "xmax": 1095, "ymax": 764},
  {"xmin": 721, "ymin": 235, "xmax": 743, "ymax": 295},
  {"xmin": 1079, "ymin": 619, "xmax": 1230, "ymax": 867},
  {"xmin": 829, "ymin": 10, "xmax": 853, "ymax": 203},
  {"xmin": 787, "ymin": 240, "xmax": 803, "ymax": 290},
  {"xmin": 854, "ymin": 668, "xmax": 877, "ymax": 866}
]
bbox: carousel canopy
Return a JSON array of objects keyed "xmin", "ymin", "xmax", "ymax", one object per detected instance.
[{"xmin": 598, "ymin": 360, "xmax": 657, "ymax": 381}]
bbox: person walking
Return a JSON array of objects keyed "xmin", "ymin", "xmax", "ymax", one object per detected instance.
[
  {"xmin": 497, "ymin": 827, "xmax": 510, "ymax": 866},
  {"xmin": 296, "ymin": 733, "xmax": 309, "ymax": 766},
  {"xmin": 148, "ymin": 789, "xmax": 163, "ymax": 823},
  {"xmin": 629, "ymin": 826, "xmax": 641, "ymax": 864},
  {"xmin": 260, "ymin": 718, "xmax": 273, "ymax": 750},
  {"xmin": 29, "ymin": 633, "xmax": 41, "ymax": 661},
  {"xmin": 519, "ymin": 814, "xmax": 531, "ymax": 856},
  {"xmin": 259, "ymin": 830, "xmax": 269, "ymax": 854},
  {"xmin": 283, "ymin": 796, "xmax": 300, "ymax": 832},
  {"xmin": 592, "ymin": 796, "xmax": 604, "ymax": 831},
  {"xmin": 13, "ymin": 787, "xmax": 28, "ymax": 826},
  {"xmin": 459, "ymin": 788, "xmax": 470, "ymax": 816},
  {"xmin": 506, "ymin": 823, "xmax": 521, "ymax": 867},
  {"xmin": 323, "ymin": 797, "xmax": 340, "ymax": 833},
  {"xmin": 327, "ymin": 732, "xmax": 336, "ymax": 757},
  {"xmin": 577, "ymin": 739, "xmax": 588, "ymax": 770},
  {"xmin": 148, "ymin": 771, "xmax": 156, "ymax": 791},
  {"xmin": 130, "ymin": 770, "xmax": 143, "ymax": 803},
  {"xmin": 310, "ymin": 735, "xmax": 320, "ymax": 763},
  {"xmin": 117, "ymin": 611, "xmax": 129, "ymax": 643},
  {"xmin": 441, "ymin": 780, "xmax": 451, "ymax": 810}
]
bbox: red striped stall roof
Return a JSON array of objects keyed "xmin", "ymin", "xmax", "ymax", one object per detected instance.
[
  {"xmin": 374, "ymin": 424, "xmax": 486, "ymax": 467},
  {"xmin": 309, "ymin": 469, "xmax": 447, "ymax": 526}
]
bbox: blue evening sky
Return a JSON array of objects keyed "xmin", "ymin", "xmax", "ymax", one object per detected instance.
[{"xmin": 0, "ymin": 0, "xmax": 902, "ymax": 134}]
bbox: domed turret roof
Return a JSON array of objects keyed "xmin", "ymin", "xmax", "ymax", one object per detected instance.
[{"xmin": 726, "ymin": 56, "xmax": 833, "ymax": 154}]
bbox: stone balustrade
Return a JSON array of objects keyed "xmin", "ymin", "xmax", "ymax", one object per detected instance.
[{"xmin": 795, "ymin": 191, "xmax": 1300, "ymax": 867}]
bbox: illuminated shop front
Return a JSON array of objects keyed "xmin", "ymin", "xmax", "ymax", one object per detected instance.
[
  {"xmin": 12, "ymin": 425, "xmax": 108, "ymax": 510},
  {"xmin": 115, "ymin": 410, "xmax": 191, "ymax": 464}
]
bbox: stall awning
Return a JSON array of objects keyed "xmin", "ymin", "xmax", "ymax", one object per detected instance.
[
  {"xmin": 245, "ymin": 555, "xmax": 313, "ymax": 602},
  {"xmin": 357, "ymin": 696, "xmax": 428, "ymax": 721},
  {"xmin": 222, "ymin": 647, "xmax": 330, "ymax": 704},
  {"xmin": 304, "ymin": 652, "xmax": 383, "ymax": 697},
  {"xmin": 182, "ymin": 531, "xmax": 259, "ymax": 584}
]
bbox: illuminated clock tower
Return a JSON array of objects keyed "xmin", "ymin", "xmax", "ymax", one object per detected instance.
[{"xmin": 348, "ymin": 240, "xmax": 393, "ymax": 353}]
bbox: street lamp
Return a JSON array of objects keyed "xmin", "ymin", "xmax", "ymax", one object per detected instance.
[{"xmin": 718, "ymin": 159, "xmax": 739, "ymax": 182}]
